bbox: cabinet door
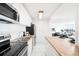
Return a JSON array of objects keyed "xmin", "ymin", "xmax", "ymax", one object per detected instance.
[{"xmin": 27, "ymin": 38, "xmax": 33, "ymax": 56}]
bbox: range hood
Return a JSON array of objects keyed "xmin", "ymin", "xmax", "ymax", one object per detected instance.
[{"xmin": 0, "ymin": 3, "xmax": 19, "ymax": 24}]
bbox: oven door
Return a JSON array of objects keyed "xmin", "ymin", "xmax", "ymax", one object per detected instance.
[{"xmin": 0, "ymin": 39, "xmax": 10, "ymax": 55}]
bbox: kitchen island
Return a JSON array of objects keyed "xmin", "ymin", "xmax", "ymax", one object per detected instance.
[{"xmin": 46, "ymin": 36, "xmax": 79, "ymax": 56}]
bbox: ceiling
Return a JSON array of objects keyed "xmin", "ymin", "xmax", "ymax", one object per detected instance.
[
  {"xmin": 23, "ymin": 3, "xmax": 76, "ymax": 23},
  {"xmin": 50, "ymin": 3, "xmax": 76, "ymax": 24},
  {"xmin": 23, "ymin": 3, "xmax": 61, "ymax": 20}
]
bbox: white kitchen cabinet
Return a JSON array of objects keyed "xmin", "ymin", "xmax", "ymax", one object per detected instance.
[
  {"xmin": 27, "ymin": 37, "xmax": 33, "ymax": 56},
  {"xmin": 11, "ymin": 3, "xmax": 32, "ymax": 26}
]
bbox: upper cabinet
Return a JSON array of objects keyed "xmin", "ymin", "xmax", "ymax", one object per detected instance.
[
  {"xmin": 11, "ymin": 3, "xmax": 32, "ymax": 26},
  {"xmin": 0, "ymin": 3, "xmax": 32, "ymax": 26},
  {"xmin": 0, "ymin": 3, "xmax": 32, "ymax": 32}
]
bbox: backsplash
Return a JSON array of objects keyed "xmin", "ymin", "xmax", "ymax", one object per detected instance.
[
  {"xmin": 10, "ymin": 32, "xmax": 23, "ymax": 42},
  {"xmin": 0, "ymin": 31, "xmax": 24, "ymax": 42}
]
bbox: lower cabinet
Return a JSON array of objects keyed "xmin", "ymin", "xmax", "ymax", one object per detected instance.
[
  {"xmin": 27, "ymin": 37, "xmax": 33, "ymax": 56},
  {"xmin": 18, "ymin": 46, "xmax": 28, "ymax": 56},
  {"xmin": 18, "ymin": 36, "xmax": 34, "ymax": 56}
]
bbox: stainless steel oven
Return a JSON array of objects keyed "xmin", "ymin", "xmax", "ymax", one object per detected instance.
[{"xmin": 0, "ymin": 35, "xmax": 11, "ymax": 55}]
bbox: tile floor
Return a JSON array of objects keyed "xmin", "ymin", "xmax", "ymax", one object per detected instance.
[{"xmin": 31, "ymin": 36, "xmax": 59, "ymax": 56}]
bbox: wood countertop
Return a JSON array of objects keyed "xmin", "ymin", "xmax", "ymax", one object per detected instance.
[{"xmin": 46, "ymin": 36, "xmax": 79, "ymax": 56}]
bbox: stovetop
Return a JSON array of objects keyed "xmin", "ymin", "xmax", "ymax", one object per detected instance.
[{"xmin": 2, "ymin": 42, "xmax": 27, "ymax": 56}]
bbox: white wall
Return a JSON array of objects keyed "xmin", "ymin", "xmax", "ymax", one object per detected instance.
[
  {"xmin": 33, "ymin": 19, "xmax": 49, "ymax": 35},
  {"xmin": 0, "ymin": 24, "xmax": 25, "ymax": 32},
  {"xmin": 76, "ymin": 4, "xmax": 79, "ymax": 45},
  {"xmin": 32, "ymin": 19, "xmax": 49, "ymax": 43}
]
